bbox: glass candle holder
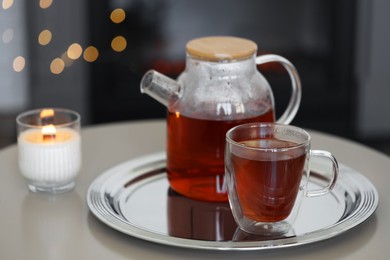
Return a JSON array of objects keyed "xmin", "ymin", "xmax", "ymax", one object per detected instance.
[{"xmin": 16, "ymin": 108, "xmax": 81, "ymax": 193}]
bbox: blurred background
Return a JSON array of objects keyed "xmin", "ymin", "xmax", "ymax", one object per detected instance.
[{"xmin": 1, "ymin": 0, "xmax": 389, "ymax": 155}]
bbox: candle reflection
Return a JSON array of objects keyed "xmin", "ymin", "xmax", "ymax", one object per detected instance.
[{"xmin": 39, "ymin": 108, "xmax": 54, "ymax": 125}]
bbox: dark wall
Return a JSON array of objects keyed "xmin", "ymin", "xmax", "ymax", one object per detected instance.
[{"xmin": 88, "ymin": 0, "xmax": 356, "ymax": 137}]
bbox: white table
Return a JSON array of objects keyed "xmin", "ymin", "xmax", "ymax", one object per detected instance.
[{"xmin": 1, "ymin": 119, "xmax": 389, "ymax": 259}]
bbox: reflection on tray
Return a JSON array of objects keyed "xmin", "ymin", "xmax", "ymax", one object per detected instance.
[
  {"xmin": 87, "ymin": 152, "xmax": 379, "ymax": 250},
  {"xmin": 167, "ymin": 188, "xmax": 237, "ymax": 241},
  {"xmin": 167, "ymin": 188, "xmax": 295, "ymax": 242}
]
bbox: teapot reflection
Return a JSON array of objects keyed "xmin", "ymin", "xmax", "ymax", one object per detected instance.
[
  {"xmin": 167, "ymin": 187, "xmax": 295, "ymax": 242},
  {"xmin": 167, "ymin": 188, "xmax": 237, "ymax": 241}
]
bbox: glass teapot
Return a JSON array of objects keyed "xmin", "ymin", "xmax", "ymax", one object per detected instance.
[{"xmin": 140, "ymin": 36, "xmax": 301, "ymax": 202}]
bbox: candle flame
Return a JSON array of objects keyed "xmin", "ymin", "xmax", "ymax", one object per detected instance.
[{"xmin": 42, "ymin": 124, "xmax": 56, "ymax": 141}]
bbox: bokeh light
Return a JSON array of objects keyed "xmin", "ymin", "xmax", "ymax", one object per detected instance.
[
  {"xmin": 110, "ymin": 8, "xmax": 126, "ymax": 24},
  {"xmin": 38, "ymin": 29, "xmax": 52, "ymax": 45},
  {"xmin": 2, "ymin": 0, "xmax": 14, "ymax": 9},
  {"xmin": 39, "ymin": 0, "xmax": 53, "ymax": 9},
  {"xmin": 83, "ymin": 46, "xmax": 99, "ymax": 62},
  {"xmin": 50, "ymin": 58, "xmax": 65, "ymax": 74},
  {"xmin": 13, "ymin": 56, "xmax": 25, "ymax": 72},
  {"xmin": 67, "ymin": 43, "xmax": 83, "ymax": 60},
  {"xmin": 111, "ymin": 36, "xmax": 127, "ymax": 52}
]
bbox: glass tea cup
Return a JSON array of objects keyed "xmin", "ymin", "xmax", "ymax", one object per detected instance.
[{"xmin": 225, "ymin": 123, "xmax": 338, "ymax": 236}]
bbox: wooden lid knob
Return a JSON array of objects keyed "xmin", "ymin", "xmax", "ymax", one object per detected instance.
[{"xmin": 186, "ymin": 36, "xmax": 257, "ymax": 61}]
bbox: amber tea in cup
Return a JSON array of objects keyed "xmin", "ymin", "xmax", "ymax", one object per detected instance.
[{"xmin": 225, "ymin": 123, "xmax": 338, "ymax": 235}]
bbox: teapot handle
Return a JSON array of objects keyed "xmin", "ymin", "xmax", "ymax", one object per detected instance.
[{"xmin": 256, "ymin": 54, "xmax": 302, "ymax": 125}]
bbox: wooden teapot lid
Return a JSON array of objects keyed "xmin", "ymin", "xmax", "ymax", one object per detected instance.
[{"xmin": 186, "ymin": 36, "xmax": 257, "ymax": 61}]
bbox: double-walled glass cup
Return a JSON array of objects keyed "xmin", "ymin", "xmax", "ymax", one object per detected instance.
[{"xmin": 225, "ymin": 123, "xmax": 338, "ymax": 235}]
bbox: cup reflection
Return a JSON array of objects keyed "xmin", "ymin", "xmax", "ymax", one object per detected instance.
[
  {"xmin": 232, "ymin": 226, "xmax": 296, "ymax": 242},
  {"xmin": 167, "ymin": 188, "xmax": 237, "ymax": 241}
]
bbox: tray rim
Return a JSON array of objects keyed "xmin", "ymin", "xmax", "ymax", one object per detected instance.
[{"xmin": 87, "ymin": 151, "xmax": 379, "ymax": 251}]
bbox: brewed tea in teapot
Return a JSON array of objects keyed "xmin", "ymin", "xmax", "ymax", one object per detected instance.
[{"xmin": 140, "ymin": 36, "xmax": 301, "ymax": 202}]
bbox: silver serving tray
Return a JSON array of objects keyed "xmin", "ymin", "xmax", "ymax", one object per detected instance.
[{"xmin": 87, "ymin": 151, "xmax": 379, "ymax": 251}]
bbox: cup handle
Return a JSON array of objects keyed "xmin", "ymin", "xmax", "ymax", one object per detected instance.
[
  {"xmin": 306, "ymin": 150, "xmax": 339, "ymax": 197},
  {"xmin": 256, "ymin": 54, "xmax": 302, "ymax": 125}
]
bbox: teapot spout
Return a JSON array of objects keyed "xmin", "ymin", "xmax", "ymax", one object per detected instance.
[{"xmin": 140, "ymin": 70, "xmax": 181, "ymax": 107}]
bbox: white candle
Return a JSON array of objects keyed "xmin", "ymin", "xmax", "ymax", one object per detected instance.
[{"xmin": 18, "ymin": 127, "xmax": 81, "ymax": 184}]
